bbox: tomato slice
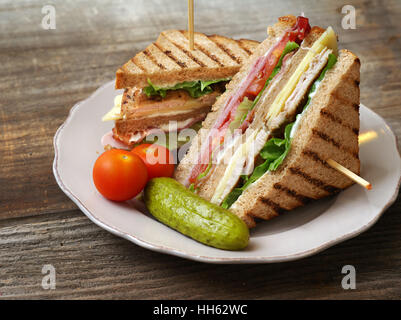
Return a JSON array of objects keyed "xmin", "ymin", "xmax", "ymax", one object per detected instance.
[
  {"xmin": 243, "ymin": 16, "xmax": 311, "ymax": 100},
  {"xmin": 245, "ymin": 77, "xmax": 266, "ymax": 99}
]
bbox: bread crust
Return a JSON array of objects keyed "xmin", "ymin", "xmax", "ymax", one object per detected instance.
[{"xmin": 115, "ymin": 31, "xmax": 259, "ymax": 89}]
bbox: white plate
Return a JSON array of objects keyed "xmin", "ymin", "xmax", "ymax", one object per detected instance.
[{"xmin": 53, "ymin": 80, "xmax": 401, "ymax": 264}]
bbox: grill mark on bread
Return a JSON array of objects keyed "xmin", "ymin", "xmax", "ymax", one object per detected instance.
[
  {"xmin": 302, "ymin": 150, "xmax": 332, "ymax": 169},
  {"xmin": 289, "ymin": 167, "xmax": 341, "ymax": 194},
  {"xmin": 237, "ymin": 40, "xmax": 253, "ymax": 55},
  {"xmin": 178, "ymin": 30, "xmax": 224, "ymax": 67},
  {"xmin": 194, "ymin": 44, "xmax": 225, "ymax": 67},
  {"xmin": 131, "ymin": 58, "xmax": 148, "ymax": 72},
  {"xmin": 320, "ymin": 110, "xmax": 359, "ymax": 135},
  {"xmin": 162, "ymin": 35, "xmax": 206, "ymax": 67},
  {"xmin": 273, "ymin": 183, "xmax": 312, "ymax": 205},
  {"xmin": 313, "ymin": 128, "xmax": 340, "ymax": 148},
  {"xmin": 331, "ymin": 92, "xmax": 358, "ymax": 107},
  {"xmin": 208, "ymin": 38, "xmax": 242, "ymax": 64},
  {"xmin": 301, "ymin": 149, "xmax": 361, "ymax": 176},
  {"xmin": 259, "ymin": 197, "xmax": 285, "ymax": 214},
  {"xmin": 312, "ymin": 129, "xmax": 359, "ymax": 158},
  {"xmin": 142, "ymin": 48, "xmax": 167, "ymax": 70},
  {"xmin": 152, "ymin": 42, "xmax": 186, "ymax": 68}
]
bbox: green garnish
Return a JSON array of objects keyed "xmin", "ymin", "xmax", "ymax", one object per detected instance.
[
  {"xmin": 196, "ymin": 154, "xmax": 213, "ymax": 181},
  {"xmin": 188, "ymin": 183, "xmax": 195, "ymax": 192},
  {"xmin": 229, "ymin": 97, "xmax": 253, "ymax": 132},
  {"xmin": 143, "ymin": 79, "xmax": 229, "ymax": 99},
  {"xmin": 221, "ymin": 122, "xmax": 293, "ymax": 209}
]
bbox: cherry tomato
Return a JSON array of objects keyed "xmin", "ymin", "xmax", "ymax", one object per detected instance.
[
  {"xmin": 131, "ymin": 144, "xmax": 175, "ymax": 179},
  {"xmin": 93, "ymin": 149, "xmax": 148, "ymax": 201}
]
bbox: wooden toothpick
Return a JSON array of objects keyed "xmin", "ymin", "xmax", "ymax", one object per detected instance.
[
  {"xmin": 188, "ymin": 0, "xmax": 194, "ymax": 50},
  {"xmin": 327, "ymin": 158, "xmax": 372, "ymax": 190}
]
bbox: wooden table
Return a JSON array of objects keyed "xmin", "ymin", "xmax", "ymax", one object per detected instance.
[{"xmin": 1, "ymin": 0, "xmax": 400, "ymax": 299}]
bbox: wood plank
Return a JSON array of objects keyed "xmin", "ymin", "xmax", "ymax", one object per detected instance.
[{"xmin": 0, "ymin": 200, "xmax": 400, "ymax": 299}]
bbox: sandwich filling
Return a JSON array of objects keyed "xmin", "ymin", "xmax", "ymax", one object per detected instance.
[
  {"xmin": 184, "ymin": 19, "xmax": 339, "ymax": 210},
  {"xmin": 214, "ymin": 27, "xmax": 338, "ymax": 207},
  {"xmin": 186, "ymin": 16, "xmax": 312, "ymax": 189},
  {"xmin": 222, "ymin": 51, "xmax": 337, "ymax": 208},
  {"xmin": 143, "ymin": 79, "xmax": 230, "ymax": 99},
  {"xmin": 103, "ymin": 79, "xmax": 229, "ymax": 147}
]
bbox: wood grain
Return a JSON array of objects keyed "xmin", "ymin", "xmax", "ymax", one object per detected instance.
[
  {"xmin": 0, "ymin": 0, "xmax": 400, "ymax": 299},
  {"xmin": 1, "ymin": 203, "xmax": 400, "ymax": 299}
]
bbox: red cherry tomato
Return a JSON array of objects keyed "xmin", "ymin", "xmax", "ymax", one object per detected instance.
[
  {"xmin": 131, "ymin": 144, "xmax": 175, "ymax": 179},
  {"xmin": 93, "ymin": 149, "xmax": 148, "ymax": 201}
]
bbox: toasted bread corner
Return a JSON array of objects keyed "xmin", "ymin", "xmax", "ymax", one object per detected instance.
[{"xmin": 115, "ymin": 31, "xmax": 260, "ymax": 89}]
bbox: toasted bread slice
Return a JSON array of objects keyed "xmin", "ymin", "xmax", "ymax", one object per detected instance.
[
  {"xmin": 115, "ymin": 31, "xmax": 259, "ymax": 89},
  {"xmin": 174, "ymin": 15, "xmax": 298, "ymax": 185},
  {"xmin": 231, "ymin": 50, "xmax": 360, "ymax": 227}
]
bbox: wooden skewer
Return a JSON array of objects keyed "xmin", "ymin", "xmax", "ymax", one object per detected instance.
[
  {"xmin": 188, "ymin": 0, "xmax": 194, "ymax": 50},
  {"xmin": 327, "ymin": 159, "xmax": 372, "ymax": 190}
]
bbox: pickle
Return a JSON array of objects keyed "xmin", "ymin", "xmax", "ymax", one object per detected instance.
[{"xmin": 144, "ymin": 177, "xmax": 249, "ymax": 250}]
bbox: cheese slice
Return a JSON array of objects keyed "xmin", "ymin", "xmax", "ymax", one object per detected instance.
[
  {"xmin": 265, "ymin": 27, "xmax": 337, "ymax": 121},
  {"xmin": 102, "ymin": 95, "xmax": 123, "ymax": 121},
  {"xmin": 211, "ymin": 128, "xmax": 260, "ymax": 205}
]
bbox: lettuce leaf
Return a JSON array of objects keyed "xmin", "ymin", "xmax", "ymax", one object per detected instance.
[
  {"xmin": 200, "ymin": 79, "xmax": 228, "ymax": 91},
  {"xmin": 229, "ymin": 97, "xmax": 253, "ymax": 132},
  {"xmin": 221, "ymin": 122, "xmax": 293, "ymax": 209},
  {"xmin": 143, "ymin": 79, "xmax": 229, "ymax": 99}
]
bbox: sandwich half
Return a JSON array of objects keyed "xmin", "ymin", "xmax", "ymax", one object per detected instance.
[
  {"xmin": 103, "ymin": 30, "xmax": 259, "ymax": 148},
  {"xmin": 175, "ymin": 15, "xmax": 360, "ymax": 227}
]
